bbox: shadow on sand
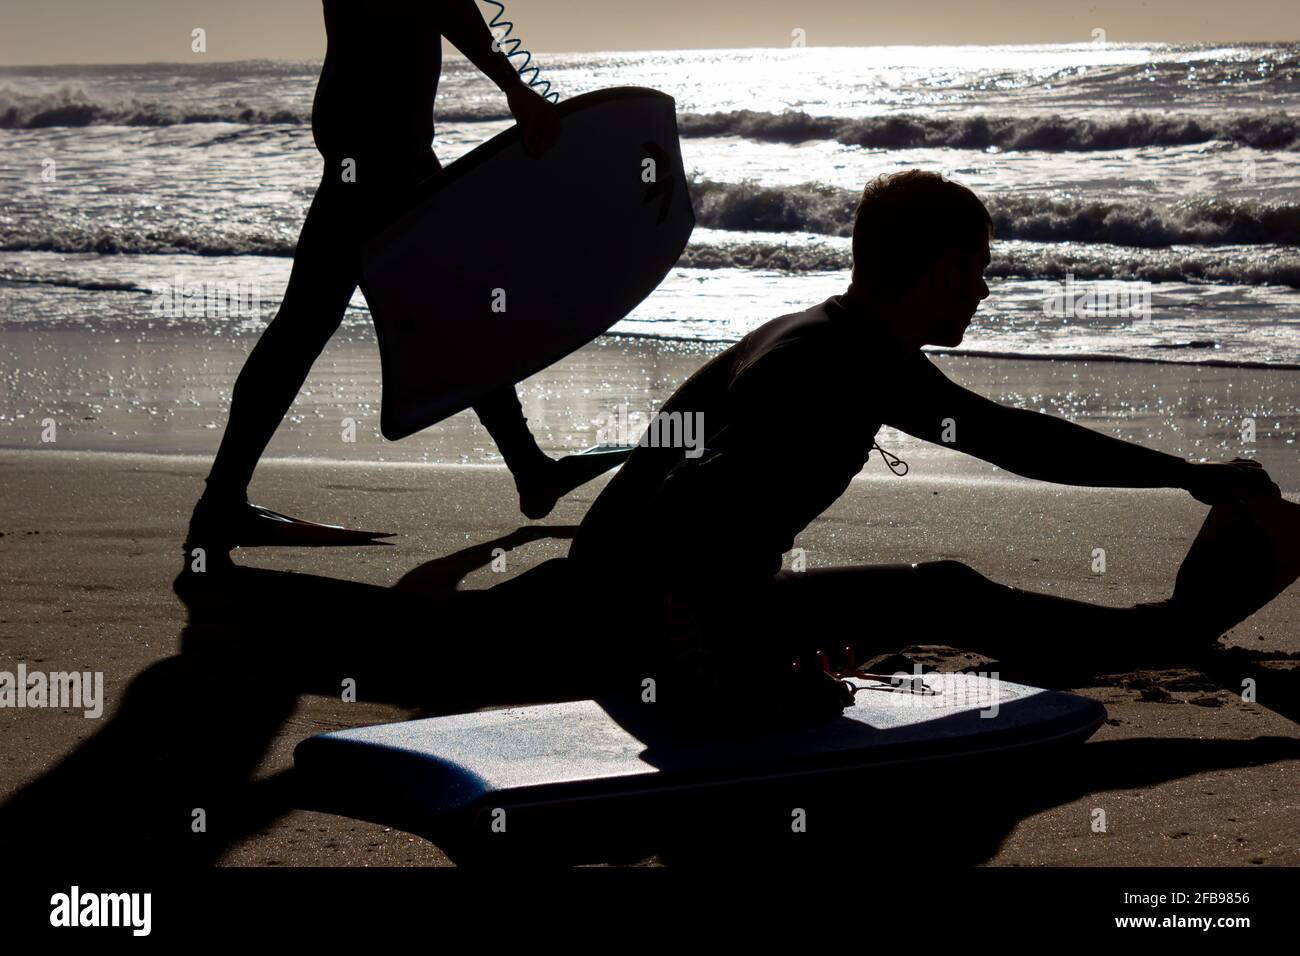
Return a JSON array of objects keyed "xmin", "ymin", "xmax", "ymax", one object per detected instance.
[{"xmin": 1, "ymin": 527, "xmax": 1297, "ymax": 866}]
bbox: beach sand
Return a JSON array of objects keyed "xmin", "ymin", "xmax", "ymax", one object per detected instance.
[
  {"xmin": 1, "ymin": 446, "xmax": 1297, "ymax": 866},
  {"xmin": 2, "ymin": 328, "xmax": 1298, "ymax": 865}
]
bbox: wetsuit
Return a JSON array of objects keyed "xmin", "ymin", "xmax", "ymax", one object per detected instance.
[
  {"xmin": 568, "ymin": 293, "xmax": 1191, "ymax": 705},
  {"xmin": 204, "ymin": 0, "xmax": 536, "ymax": 499}
]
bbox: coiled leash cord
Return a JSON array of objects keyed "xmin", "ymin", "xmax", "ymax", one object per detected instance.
[
  {"xmin": 480, "ymin": 1, "xmax": 560, "ymax": 103},
  {"xmin": 793, "ymin": 647, "xmax": 938, "ymax": 697},
  {"xmin": 871, "ymin": 440, "xmax": 909, "ymax": 476}
]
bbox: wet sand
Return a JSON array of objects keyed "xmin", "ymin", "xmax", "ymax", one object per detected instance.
[{"xmin": 2, "ymin": 329, "xmax": 1297, "ymax": 492}]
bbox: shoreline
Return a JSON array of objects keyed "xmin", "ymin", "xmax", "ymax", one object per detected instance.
[
  {"xmin": 603, "ymin": 331, "xmax": 1300, "ymax": 371},
  {"xmin": 3, "ymin": 331, "xmax": 1297, "ymax": 491}
]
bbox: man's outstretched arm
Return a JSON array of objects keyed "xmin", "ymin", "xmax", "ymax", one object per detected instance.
[{"xmin": 884, "ymin": 356, "xmax": 1277, "ymax": 505}]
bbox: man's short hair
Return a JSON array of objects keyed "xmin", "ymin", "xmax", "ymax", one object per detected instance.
[{"xmin": 852, "ymin": 170, "xmax": 993, "ymax": 300}]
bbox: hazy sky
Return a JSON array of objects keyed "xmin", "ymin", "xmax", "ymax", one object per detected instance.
[{"xmin": 2, "ymin": 0, "xmax": 1297, "ymax": 65}]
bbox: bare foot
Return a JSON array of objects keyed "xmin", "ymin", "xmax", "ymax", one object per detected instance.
[
  {"xmin": 515, "ymin": 447, "xmax": 633, "ymax": 520},
  {"xmin": 1171, "ymin": 496, "xmax": 1300, "ymax": 639}
]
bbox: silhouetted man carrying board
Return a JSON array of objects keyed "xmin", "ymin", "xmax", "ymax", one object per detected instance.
[
  {"xmin": 569, "ymin": 170, "xmax": 1292, "ymax": 722},
  {"xmin": 185, "ymin": 0, "xmax": 623, "ymax": 564}
]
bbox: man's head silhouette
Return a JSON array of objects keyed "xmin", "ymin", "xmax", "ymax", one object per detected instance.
[{"xmin": 849, "ymin": 170, "xmax": 993, "ymax": 348}]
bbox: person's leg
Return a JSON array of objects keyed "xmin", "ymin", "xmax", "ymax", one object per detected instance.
[
  {"xmin": 471, "ymin": 386, "xmax": 550, "ymax": 476},
  {"xmin": 472, "ymin": 387, "xmax": 632, "ymax": 521},
  {"xmin": 755, "ymin": 560, "xmax": 1177, "ymax": 676},
  {"xmin": 202, "ymin": 172, "xmax": 360, "ymax": 505},
  {"xmin": 461, "ymin": 557, "xmax": 626, "ymax": 697}
]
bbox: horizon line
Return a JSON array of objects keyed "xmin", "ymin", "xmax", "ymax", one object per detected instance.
[{"xmin": 4, "ymin": 37, "xmax": 1298, "ymax": 69}]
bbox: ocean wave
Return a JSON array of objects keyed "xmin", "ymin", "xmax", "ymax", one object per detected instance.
[
  {"xmin": 690, "ymin": 181, "xmax": 1300, "ymax": 246},
  {"xmin": 0, "ymin": 87, "xmax": 509, "ymax": 129},
  {"xmin": 0, "ymin": 87, "xmax": 308, "ymax": 128},
  {"xmin": 678, "ymin": 109, "xmax": 1300, "ymax": 151},
  {"xmin": 8, "ymin": 83, "xmax": 1299, "ymax": 156},
  {"xmin": 0, "ymin": 224, "xmax": 296, "ymax": 257},
  {"xmin": 679, "ymin": 242, "xmax": 850, "ymax": 273},
  {"xmin": 0, "ymin": 273, "xmax": 149, "ymax": 293},
  {"xmin": 5, "ymin": 221, "xmax": 1298, "ymax": 290},
  {"xmin": 677, "ymin": 240, "xmax": 1300, "ymax": 288}
]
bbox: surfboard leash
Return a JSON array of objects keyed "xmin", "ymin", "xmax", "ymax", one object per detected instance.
[
  {"xmin": 480, "ymin": 1, "xmax": 560, "ymax": 103},
  {"xmin": 801, "ymin": 648, "xmax": 940, "ymax": 696},
  {"xmin": 871, "ymin": 441, "xmax": 910, "ymax": 476}
]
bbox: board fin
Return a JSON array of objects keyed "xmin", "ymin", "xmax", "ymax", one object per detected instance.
[
  {"xmin": 577, "ymin": 443, "xmax": 637, "ymax": 458},
  {"xmin": 234, "ymin": 505, "xmax": 395, "ymax": 547}
]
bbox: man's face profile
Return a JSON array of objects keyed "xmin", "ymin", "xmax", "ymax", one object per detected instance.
[{"xmin": 911, "ymin": 232, "xmax": 991, "ymax": 347}]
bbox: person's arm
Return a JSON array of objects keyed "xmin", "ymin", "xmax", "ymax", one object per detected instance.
[
  {"xmin": 886, "ymin": 357, "xmax": 1188, "ymax": 487},
  {"xmin": 439, "ymin": 0, "xmax": 525, "ymax": 92},
  {"xmin": 439, "ymin": 0, "xmax": 561, "ymax": 158},
  {"xmin": 884, "ymin": 355, "xmax": 1276, "ymax": 503}
]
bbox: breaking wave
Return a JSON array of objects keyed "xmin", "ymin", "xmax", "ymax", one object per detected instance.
[
  {"xmin": 678, "ymin": 108, "xmax": 1300, "ymax": 151},
  {"xmin": 0, "ymin": 87, "xmax": 509, "ymax": 129},
  {"xmin": 689, "ymin": 180, "xmax": 1300, "ymax": 247}
]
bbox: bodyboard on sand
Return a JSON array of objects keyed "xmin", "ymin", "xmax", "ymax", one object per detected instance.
[{"xmin": 294, "ymin": 673, "xmax": 1104, "ymax": 846}]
